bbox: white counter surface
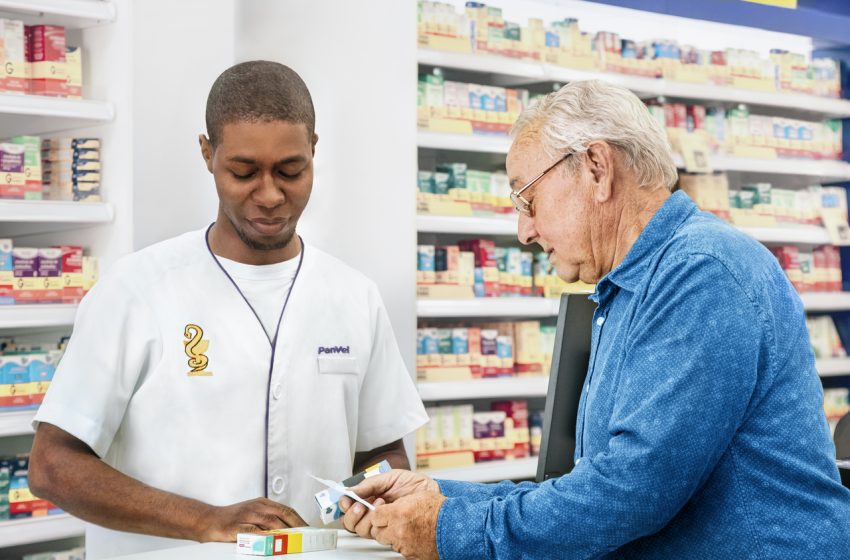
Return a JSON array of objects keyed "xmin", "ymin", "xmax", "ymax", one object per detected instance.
[{"xmin": 108, "ymin": 532, "xmax": 401, "ymax": 559}]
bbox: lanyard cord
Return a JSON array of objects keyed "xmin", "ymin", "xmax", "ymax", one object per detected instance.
[{"xmin": 204, "ymin": 223, "xmax": 306, "ymax": 498}]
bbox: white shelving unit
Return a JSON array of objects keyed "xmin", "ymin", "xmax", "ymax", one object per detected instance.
[
  {"xmin": 0, "ymin": 514, "xmax": 85, "ymax": 548},
  {"xmin": 817, "ymin": 358, "xmax": 850, "ymax": 378},
  {"xmin": 417, "ymin": 130, "xmax": 511, "ymax": 154},
  {"xmin": 0, "ymin": 304, "xmax": 78, "ymax": 329},
  {"xmin": 419, "ymin": 48, "xmax": 850, "ymax": 120},
  {"xmin": 0, "ymin": 200, "xmax": 114, "ymax": 236},
  {"xmin": 0, "ymin": 0, "xmax": 116, "ymax": 28},
  {"xmin": 416, "ymin": 214, "xmax": 518, "ymax": 236},
  {"xmin": 417, "ymin": 298, "xmax": 560, "ymax": 318},
  {"xmin": 0, "ymin": 410, "xmax": 36, "ymax": 437},
  {"xmin": 419, "ymin": 377, "xmax": 548, "ymax": 401},
  {"xmin": 424, "ymin": 457, "xmax": 538, "ymax": 483},
  {"xmin": 800, "ymin": 293, "xmax": 850, "ymax": 312},
  {"xmin": 417, "ymin": 213, "xmax": 833, "ymax": 246},
  {"xmin": 418, "ymin": 131, "xmax": 850, "ymax": 181},
  {"xmin": 0, "ymin": 0, "xmax": 130, "ymax": 552}
]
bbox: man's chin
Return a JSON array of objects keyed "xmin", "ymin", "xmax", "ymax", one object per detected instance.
[{"xmin": 237, "ymin": 227, "xmax": 295, "ymax": 252}]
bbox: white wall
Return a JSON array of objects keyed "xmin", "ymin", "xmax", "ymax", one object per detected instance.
[
  {"xmin": 235, "ymin": 0, "xmax": 419, "ymax": 370},
  {"xmin": 131, "ymin": 0, "xmax": 236, "ymax": 250}
]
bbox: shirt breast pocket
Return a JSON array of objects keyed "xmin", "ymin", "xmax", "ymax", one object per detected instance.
[{"xmin": 317, "ymin": 355, "xmax": 360, "ymax": 375}]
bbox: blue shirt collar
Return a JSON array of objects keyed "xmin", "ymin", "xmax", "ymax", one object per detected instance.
[{"xmin": 592, "ymin": 191, "xmax": 697, "ymax": 304}]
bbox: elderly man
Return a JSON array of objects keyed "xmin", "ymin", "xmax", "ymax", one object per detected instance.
[{"xmin": 339, "ymin": 80, "xmax": 850, "ymax": 559}]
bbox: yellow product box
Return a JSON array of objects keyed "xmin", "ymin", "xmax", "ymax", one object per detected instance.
[
  {"xmin": 64, "ymin": 46, "xmax": 82, "ymax": 99},
  {"xmin": 82, "ymin": 256, "xmax": 99, "ymax": 291}
]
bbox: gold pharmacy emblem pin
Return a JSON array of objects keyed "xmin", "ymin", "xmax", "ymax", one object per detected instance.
[{"xmin": 183, "ymin": 324, "xmax": 212, "ymax": 377}]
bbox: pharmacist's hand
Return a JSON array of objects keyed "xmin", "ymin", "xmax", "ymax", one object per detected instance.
[
  {"xmin": 371, "ymin": 492, "xmax": 444, "ymax": 560},
  {"xmin": 198, "ymin": 497, "xmax": 307, "ymax": 542}
]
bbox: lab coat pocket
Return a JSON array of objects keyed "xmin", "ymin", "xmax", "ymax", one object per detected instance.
[{"xmin": 317, "ymin": 355, "xmax": 359, "ymax": 375}]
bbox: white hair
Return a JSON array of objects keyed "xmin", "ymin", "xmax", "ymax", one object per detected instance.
[{"xmin": 512, "ymin": 80, "xmax": 678, "ymax": 190}]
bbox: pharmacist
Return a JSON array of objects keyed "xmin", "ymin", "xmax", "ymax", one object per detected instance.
[
  {"xmin": 340, "ymin": 81, "xmax": 850, "ymax": 559},
  {"xmin": 27, "ymin": 61, "xmax": 427, "ymax": 559}
]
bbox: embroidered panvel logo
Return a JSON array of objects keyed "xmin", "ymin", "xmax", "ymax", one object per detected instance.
[
  {"xmin": 318, "ymin": 345, "xmax": 350, "ymax": 355},
  {"xmin": 184, "ymin": 324, "xmax": 212, "ymax": 376}
]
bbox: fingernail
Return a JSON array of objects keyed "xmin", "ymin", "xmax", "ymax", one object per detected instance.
[{"xmin": 353, "ymin": 504, "xmax": 364, "ymax": 514}]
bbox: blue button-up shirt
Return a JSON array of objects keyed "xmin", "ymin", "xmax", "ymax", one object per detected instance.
[{"xmin": 436, "ymin": 191, "xmax": 850, "ymax": 559}]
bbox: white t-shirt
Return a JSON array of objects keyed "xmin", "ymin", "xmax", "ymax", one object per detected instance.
[
  {"xmin": 33, "ymin": 229, "xmax": 427, "ymax": 559},
  {"xmin": 216, "ymin": 255, "xmax": 299, "ymax": 340}
]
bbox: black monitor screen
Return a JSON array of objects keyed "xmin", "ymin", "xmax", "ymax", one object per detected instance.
[{"xmin": 536, "ymin": 293, "xmax": 596, "ymax": 482}]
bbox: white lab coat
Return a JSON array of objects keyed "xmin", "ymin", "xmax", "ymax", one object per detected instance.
[{"xmin": 34, "ymin": 228, "xmax": 427, "ymax": 559}]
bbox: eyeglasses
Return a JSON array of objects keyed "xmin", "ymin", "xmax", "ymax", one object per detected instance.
[{"xmin": 509, "ymin": 153, "xmax": 572, "ymax": 217}]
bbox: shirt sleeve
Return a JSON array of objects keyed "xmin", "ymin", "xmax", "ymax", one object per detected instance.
[
  {"xmin": 355, "ymin": 284, "xmax": 428, "ymax": 452},
  {"xmin": 33, "ymin": 267, "xmax": 162, "ymax": 458},
  {"xmin": 438, "ymin": 479, "xmax": 535, "ymax": 501},
  {"xmin": 436, "ymin": 253, "xmax": 763, "ymax": 559}
]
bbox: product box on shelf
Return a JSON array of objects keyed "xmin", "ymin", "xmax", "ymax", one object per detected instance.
[
  {"xmin": 0, "ymin": 19, "xmax": 28, "ymax": 94},
  {"xmin": 0, "ymin": 143, "xmax": 26, "ymax": 199},
  {"xmin": 417, "ymin": 400, "xmax": 539, "ymax": 471},
  {"xmin": 64, "ymin": 46, "xmax": 82, "ymax": 99},
  {"xmin": 0, "ymin": 239, "xmax": 12, "ymax": 305},
  {"xmin": 26, "ymin": 25, "xmax": 67, "ymax": 97}
]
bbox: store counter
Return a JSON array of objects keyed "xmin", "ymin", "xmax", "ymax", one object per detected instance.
[{"xmin": 109, "ymin": 532, "xmax": 401, "ymax": 559}]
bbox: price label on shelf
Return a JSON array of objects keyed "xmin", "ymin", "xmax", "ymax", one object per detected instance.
[
  {"xmin": 821, "ymin": 210, "xmax": 850, "ymax": 246},
  {"xmin": 679, "ymin": 133, "xmax": 713, "ymax": 174}
]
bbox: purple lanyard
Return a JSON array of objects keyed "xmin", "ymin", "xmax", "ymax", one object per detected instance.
[{"xmin": 204, "ymin": 223, "xmax": 305, "ymax": 498}]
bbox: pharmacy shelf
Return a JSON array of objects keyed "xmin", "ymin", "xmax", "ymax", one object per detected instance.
[
  {"xmin": 0, "ymin": 410, "xmax": 36, "ymax": 437},
  {"xmin": 0, "ymin": 200, "xmax": 114, "ymax": 236},
  {"xmin": 418, "ymin": 214, "xmax": 831, "ymax": 246},
  {"xmin": 0, "ymin": 305, "xmax": 77, "ymax": 329},
  {"xmin": 419, "ymin": 49, "xmax": 544, "ymax": 82},
  {"xmin": 418, "ymin": 377, "xmax": 548, "ymax": 401},
  {"xmin": 418, "ymin": 131, "xmax": 850, "ymax": 182},
  {"xmin": 417, "ymin": 130, "xmax": 511, "ymax": 154},
  {"xmin": 0, "ymin": 94, "xmax": 114, "ymax": 138},
  {"xmin": 424, "ymin": 457, "xmax": 538, "ymax": 483},
  {"xmin": 0, "ymin": 0, "xmax": 116, "ymax": 29},
  {"xmin": 709, "ymin": 156, "xmax": 850, "ymax": 183},
  {"xmin": 737, "ymin": 225, "xmax": 830, "ymax": 246},
  {"xmin": 817, "ymin": 358, "xmax": 850, "ymax": 378},
  {"xmin": 0, "ymin": 514, "xmax": 84, "ymax": 548},
  {"xmin": 800, "ymin": 292, "xmax": 850, "ymax": 312},
  {"xmin": 417, "ymin": 214, "xmax": 518, "ymax": 236},
  {"xmin": 418, "ymin": 49, "xmax": 850, "ymax": 119},
  {"xmin": 417, "ymin": 298, "xmax": 559, "ymax": 318}
]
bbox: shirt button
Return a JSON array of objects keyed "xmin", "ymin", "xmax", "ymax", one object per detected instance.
[
  {"xmin": 272, "ymin": 384, "xmax": 282, "ymax": 400},
  {"xmin": 272, "ymin": 476, "xmax": 285, "ymax": 494},
  {"xmin": 596, "ymin": 316, "xmax": 605, "ymax": 326},
  {"xmin": 576, "ymin": 458, "xmax": 582, "ymax": 465}
]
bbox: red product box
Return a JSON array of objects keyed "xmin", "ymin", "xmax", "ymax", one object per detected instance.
[
  {"xmin": 663, "ymin": 104, "xmax": 677, "ymax": 129},
  {"xmin": 27, "ymin": 25, "xmax": 66, "ymax": 62},
  {"xmin": 688, "ymin": 105, "xmax": 706, "ymax": 131},
  {"xmin": 54, "ymin": 245, "xmax": 84, "ymax": 304},
  {"xmin": 27, "ymin": 25, "xmax": 67, "ymax": 97},
  {"xmin": 492, "ymin": 400, "xmax": 530, "ymax": 459},
  {"xmin": 672, "ymin": 103, "xmax": 688, "ymax": 129}
]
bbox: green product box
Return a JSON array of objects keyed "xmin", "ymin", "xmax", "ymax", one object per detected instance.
[
  {"xmin": 437, "ymin": 162, "xmax": 467, "ymax": 189},
  {"xmin": 418, "ymin": 171, "xmax": 435, "ymax": 194}
]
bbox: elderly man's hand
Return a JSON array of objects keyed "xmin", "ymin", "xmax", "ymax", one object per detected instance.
[
  {"xmin": 372, "ymin": 492, "xmax": 446, "ymax": 560},
  {"xmin": 339, "ymin": 469, "xmax": 439, "ymax": 539}
]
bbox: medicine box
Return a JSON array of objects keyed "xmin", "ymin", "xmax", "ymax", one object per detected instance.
[
  {"xmin": 236, "ymin": 528, "xmax": 337, "ymax": 556},
  {"xmin": 313, "ymin": 460, "xmax": 390, "ymax": 525}
]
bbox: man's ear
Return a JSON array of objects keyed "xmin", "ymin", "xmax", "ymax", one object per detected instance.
[
  {"xmin": 586, "ymin": 141, "xmax": 614, "ymax": 204},
  {"xmin": 199, "ymin": 134, "xmax": 214, "ymax": 174},
  {"xmin": 311, "ymin": 133, "xmax": 319, "ymax": 156}
]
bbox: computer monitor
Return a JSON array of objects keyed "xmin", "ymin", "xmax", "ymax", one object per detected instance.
[{"xmin": 536, "ymin": 293, "xmax": 596, "ymax": 482}]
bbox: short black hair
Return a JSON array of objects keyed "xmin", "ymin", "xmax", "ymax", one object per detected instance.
[{"xmin": 205, "ymin": 60, "xmax": 315, "ymax": 147}]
